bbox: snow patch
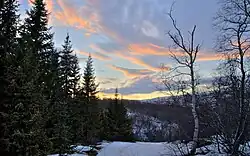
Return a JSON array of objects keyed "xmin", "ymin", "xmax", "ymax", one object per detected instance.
[{"xmin": 97, "ymin": 142, "xmax": 172, "ymax": 156}]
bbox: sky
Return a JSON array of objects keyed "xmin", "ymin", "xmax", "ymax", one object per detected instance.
[{"xmin": 19, "ymin": 0, "xmax": 222, "ymax": 100}]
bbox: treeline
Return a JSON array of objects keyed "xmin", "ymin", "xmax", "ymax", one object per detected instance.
[{"xmin": 0, "ymin": 0, "xmax": 133, "ymax": 155}]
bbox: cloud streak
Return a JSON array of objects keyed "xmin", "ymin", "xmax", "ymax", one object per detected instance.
[
  {"xmin": 129, "ymin": 43, "xmax": 181, "ymax": 56},
  {"xmin": 116, "ymin": 53, "xmax": 165, "ymax": 72},
  {"xmin": 109, "ymin": 65, "xmax": 153, "ymax": 78},
  {"xmin": 54, "ymin": 0, "xmax": 98, "ymax": 33},
  {"xmin": 129, "ymin": 43, "xmax": 226, "ymax": 62},
  {"xmin": 76, "ymin": 50, "xmax": 111, "ymax": 61}
]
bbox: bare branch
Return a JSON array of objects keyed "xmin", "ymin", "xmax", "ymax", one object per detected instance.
[
  {"xmin": 213, "ymin": 0, "xmax": 250, "ymax": 154},
  {"xmin": 168, "ymin": 7, "xmax": 188, "ymax": 52},
  {"xmin": 162, "ymin": 5, "xmax": 201, "ymax": 154}
]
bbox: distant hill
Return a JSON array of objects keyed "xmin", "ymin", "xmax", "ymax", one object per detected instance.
[{"xmin": 98, "ymin": 92, "xmax": 215, "ymax": 142}]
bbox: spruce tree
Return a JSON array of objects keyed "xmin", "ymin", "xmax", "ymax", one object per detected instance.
[
  {"xmin": 82, "ymin": 54, "xmax": 99, "ymax": 100},
  {"xmin": 71, "ymin": 53, "xmax": 81, "ymax": 98},
  {"xmin": 48, "ymin": 34, "xmax": 80, "ymax": 154},
  {"xmin": 20, "ymin": 0, "xmax": 54, "ymax": 101},
  {"xmin": 20, "ymin": 0, "xmax": 54, "ymax": 93},
  {"xmin": 77, "ymin": 55, "xmax": 100, "ymax": 145},
  {"xmin": 46, "ymin": 49, "xmax": 71, "ymax": 155},
  {"xmin": 0, "ymin": 0, "xmax": 19, "ymax": 57},
  {"xmin": 60, "ymin": 33, "xmax": 77, "ymax": 97},
  {"xmin": 104, "ymin": 88, "xmax": 134, "ymax": 142},
  {"xmin": 99, "ymin": 109, "xmax": 108, "ymax": 141},
  {"xmin": 10, "ymin": 0, "xmax": 54, "ymax": 154},
  {"xmin": 0, "ymin": 0, "xmax": 19, "ymax": 154},
  {"xmin": 7, "ymin": 39, "xmax": 49, "ymax": 156},
  {"xmin": 69, "ymin": 53, "xmax": 81, "ymax": 144}
]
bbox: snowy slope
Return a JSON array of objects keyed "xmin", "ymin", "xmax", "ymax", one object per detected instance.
[
  {"xmin": 48, "ymin": 140, "xmax": 250, "ymax": 156},
  {"xmin": 97, "ymin": 141, "xmax": 225, "ymax": 156},
  {"xmin": 97, "ymin": 142, "xmax": 175, "ymax": 156},
  {"xmin": 128, "ymin": 111, "xmax": 179, "ymax": 142},
  {"xmin": 97, "ymin": 141, "xmax": 243, "ymax": 156}
]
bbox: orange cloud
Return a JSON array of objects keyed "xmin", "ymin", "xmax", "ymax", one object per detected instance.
[
  {"xmin": 90, "ymin": 44, "xmax": 171, "ymax": 72},
  {"xmin": 116, "ymin": 53, "xmax": 166, "ymax": 72},
  {"xmin": 198, "ymin": 53, "xmax": 224, "ymax": 61},
  {"xmin": 54, "ymin": 0, "xmax": 96, "ymax": 33},
  {"xmin": 47, "ymin": 0, "xmax": 123, "ymax": 41},
  {"xmin": 129, "ymin": 43, "xmax": 228, "ymax": 62},
  {"xmin": 129, "ymin": 44, "xmax": 184, "ymax": 56},
  {"xmin": 101, "ymin": 27, "xmax": 125, "ymax": 44},
  {"xmin": 109, "ymin": 65, "xmax": 153, "ymax": 78},
  {"xmin": 90, "ymin": 45, "xmax": 163, "ymax": 72},
  {"xmin": 76, "ymin": 50, "xmax": 111, "ymax": 61}
]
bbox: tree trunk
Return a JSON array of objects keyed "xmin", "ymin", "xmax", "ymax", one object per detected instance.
[
  {"xmin": 231, "ymin": 52, "xmax": 246, "ymax": 155},
  {"xmin": 190, "ymin": 66, "xmax": 199, "ymax": 155}
]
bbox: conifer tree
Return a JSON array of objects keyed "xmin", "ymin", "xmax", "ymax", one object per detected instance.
[
  {"xmin": 99, "ymin": 108, "xmax": 109, "ymax": 141},
  {"xmin": 20, "ymin": 0, "xmax": 54, "ymax": 93},
  {"xmin": 49, "ymin": 34, "xmax": 80, "ymax": 153},
  {"xmin": 69, "ymin": 53, "xmax": 81, "ymax": 144},
  {"xmin": 77, "ymin": 55, "xmax": 100, "ymax": 145},
  {"xmin": 82, "ymin": 54, "xmax": 99, "ymax": 101},
  {"xmin": 104, "ymin": 88, "xmax": 134, "ymax": 142},
  {"xmin": 60, "ymin": 33, "xmax": 77, "ymax": 97},
  {"xmin": 9, "ymin": 0, "xmax": 54, "ymax": 154},
  {"xmin": 71, "ymin": 53, "xmax": 81, "ymax": 98},
  {"xmin": 8, "ymin": 46, "xmax": 50, "ymax": 156},
  {"xmin": 0, "ymin": 0, "xmax": 19, "ymax": 154},
  {"xmin": 0, "ymin": 0, "xmax": 19, "ymax": 57},
  {"xmin": 19, "ymin": 0, "xmax": 54, "ymax": 104},
  {"xmin": 45, "ymin": 49, "xmax": 71, "ymax": 155}
]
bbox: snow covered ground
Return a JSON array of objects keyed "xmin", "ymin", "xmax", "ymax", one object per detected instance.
[
  {"xmin": 97, "ymin": 142, "xmax": 178, "ymax": 156},
  {"xmin": 48, "ymin": 140, "xmax": 250, "ymax": 156},
  {"xmin": 97, "ymin": 141, "xmax": 221, "ymax": 156}
]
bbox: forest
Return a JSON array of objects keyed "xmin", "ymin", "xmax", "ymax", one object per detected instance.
[
  {"xmin": 2, "ymin": 0, "xmax": 250, "ymax": 156},
  {"xmin": 0, "ymin": 0, "xmax": 133, "ymax": 155}
]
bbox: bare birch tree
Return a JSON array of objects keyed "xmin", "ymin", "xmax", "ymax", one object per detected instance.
[
  {"xmin": 163, "ymin": 7, "xmax": 201, "ymax": 155},
  {"xmin": 206, "ymin": 58, "xmax": 242, "ymax": 154},
  {"xmin": 215, "ymin": 0, "xmax": 250, "ymax": 154}
]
